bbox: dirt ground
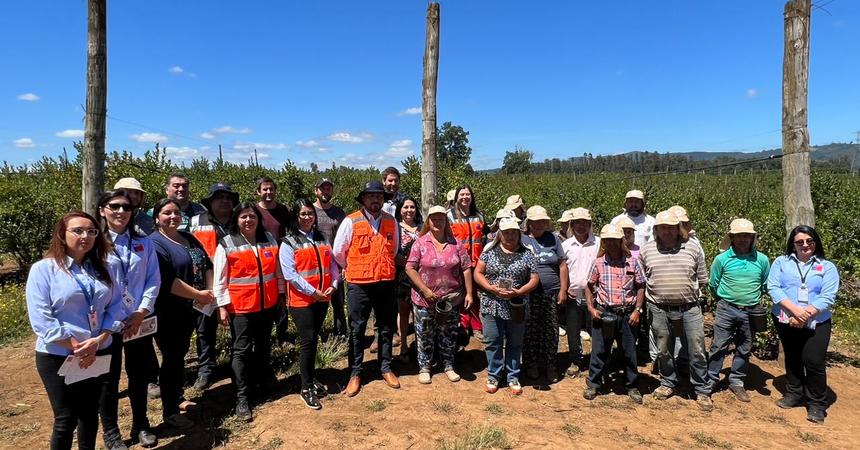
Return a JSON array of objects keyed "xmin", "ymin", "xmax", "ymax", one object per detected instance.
[{"xmin": 2, "ymin": 328, "xmax": 860, "ymax": 450}]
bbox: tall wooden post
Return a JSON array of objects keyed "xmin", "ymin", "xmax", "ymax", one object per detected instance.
[
  {"xmin": 781, "ymin": 0, "xmax": 814, "ymax": 231},
  {"xmin": 82, "ymin": 0, "xmax": 107, "ymax": 216},
  {"xmin": 421, "ymin": 2, "xmax": 440, "ymax": 215}
]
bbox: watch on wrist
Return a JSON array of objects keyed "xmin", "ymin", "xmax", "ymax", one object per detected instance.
[{"xmin": 636, "ymin": 307, "xmax": 644, "ymax": 314}]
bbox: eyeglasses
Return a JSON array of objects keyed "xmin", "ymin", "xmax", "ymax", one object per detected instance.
[
  {"xmin": 298, "ymin": 212, "xmax": 315, "ymax": 218},
  {"xmin": 793, "ymin": 238, "xmax": 815, "ymax": 246},
  {"xmin": 67, "ymin": 228, "xmax": 100, "ymax": 237},
  {"xmin": 105, "ymin": 203, "xmax": 132, "ymax": 212}
]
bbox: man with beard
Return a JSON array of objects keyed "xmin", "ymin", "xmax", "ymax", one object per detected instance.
[
  {"xmin": 610, "ymin": 190, "xmax": 654, "ymax": 249},
  {"xmin": 114, "ymin": 177, "xmax": 155, "ymax": 235},
  {"xmin": 256, "ymin": 176, "xmax": 291, "ymax": 240},
  {"xmin": 381, "ymin": 166, "xmax": 406, "ymax": 217},
  {"xmin": 310, "ymin": 178, "xmax": 348, "ymax": 338},
  {"xmin": 333, "ymin": 180, "xmax": 401, "ymax": 396}
]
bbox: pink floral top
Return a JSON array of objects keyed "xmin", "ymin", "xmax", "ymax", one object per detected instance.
[{"xmin": 406, "ymin": 233, "xmax": 471, "ymax": 308}]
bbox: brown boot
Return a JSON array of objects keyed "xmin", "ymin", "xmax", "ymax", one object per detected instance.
[
  {"xmin": 381, "ymin": 371, "xmax": 400, "ymax": 389},
  {"xmin": 344, "ymin": 376, "xmax": 361, "ymax": 397}
]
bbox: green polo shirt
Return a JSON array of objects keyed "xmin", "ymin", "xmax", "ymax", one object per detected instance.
[{"xmin": 708, "ymin": 246, "xmax": 770, "ymax": 307}]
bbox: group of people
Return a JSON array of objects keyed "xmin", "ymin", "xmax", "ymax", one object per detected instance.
[{"xmin": 25, "ymin": 171, "xmax": 840, "ymax": 450}]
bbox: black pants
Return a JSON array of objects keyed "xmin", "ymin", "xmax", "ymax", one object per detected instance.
[
  {"xmin": 587, "ymin": 310, "xmax": 639, "ymax": 390},
  {"xmin": 291, "ymin": 302, "xmax": 330, "ymax": 389},
  {"xmin": 565, "ymin": 299, "xmax": 591, "ymax": 368},
  {"xmin": 330, "ymin": 284, "xmax": 348, "ymax": 336},
  {"xmin": 99, "ymin": 333, "xmax": 157, "ymax": 438},
  {"xmin": 155, "ymin": 307, "xmax": 194, "ymax": 418},
  {"xmin": 775, "ymin": 318, "xmax": 831, "ymax": 411},
  {"xmin": 194, "ymin": 309, "xmax": 219, "ymax": 379},
  {"xmin": 276, "ymin": 300, "xmax": 291, "ymax": 344},
  {"xmin": 228, "ymin": 307, "xmax": 277, "ymax": 402},
  {"xmin": 36, "ymin": 351, "xmax": 103, "ymax": 450},
  {"xmin": 347, "ymin": 281, "xmax": 396, "ymax": 377}
]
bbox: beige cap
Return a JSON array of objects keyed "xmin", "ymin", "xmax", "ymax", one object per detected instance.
[
  {"xmin": 654, "ymin": 210, "xmax": 680, "ymax": 226},
  {"xmin": 114, "ymin": 177, "xmax": 144, "ymax": 192},
  {"xmin": 498, "ymin": 217, "xmax": 521, "ymax": 231},
  {"xmin": 495, "ymin": 208, "xmax": 515, "ymax": 219},
  {"xmin": 446, "ymin": 189, "xmax": 456, "ymax": 202},
  {"xmin": 570, "ymin": 207, "xmax": 592, "ymax": 221},
  {"xmin": 669, "ymin": 205, "xmax": 690, "ymax": 222},
  {"xmin": 719, "ymin": 218, "xmax": 757, "ymax": 251},
  {"xmin": 599, "ymin": 224, "xmax": 624, "ymax": 240},
  {"xmin": 616, "ymin": 216, "xmax": 636, "ymax": 230},
  {"xmin": 624, "ymin": 189, "xmax": 645, "ymax": 200},
  {"xmin": 427, "ymin": 205, "xmax": 447, "ymax": 216},
  {"xmin": 556, "ymin": 209, "xmax": 574, "ymax": 223},
  {"xmin": 504, "ymin": 194, "xmax": 524, "ymax": 210},
  {"xmin": 525, "ymin": 205, "xmax": 550, "ymax": 221}
]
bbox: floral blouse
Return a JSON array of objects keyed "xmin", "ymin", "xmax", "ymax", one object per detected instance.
[{"xmin": 478, "ymin": 245, "xmax": 537, "ymax": 320}]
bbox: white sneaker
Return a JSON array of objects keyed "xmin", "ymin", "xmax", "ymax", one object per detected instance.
[
  {"xmin": 580, "ymin": 330, "xmax": 591, "ymax": 341},
  {"xmin": 418, "ymin": 371, "xmax": 432, "ymax": 384},
  {"xmin": 558, "ymin": 327, "xmax": 567, "ymax": 337}
]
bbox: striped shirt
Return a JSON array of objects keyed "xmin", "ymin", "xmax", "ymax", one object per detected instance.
[{"xmin": 639, "ymin": 238, "xmax": 707, "ymax": 305}]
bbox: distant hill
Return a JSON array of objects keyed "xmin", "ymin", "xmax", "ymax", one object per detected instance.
[{"xmin": 672, "ymin": 143, "xmax": 858, "ymax": 162}]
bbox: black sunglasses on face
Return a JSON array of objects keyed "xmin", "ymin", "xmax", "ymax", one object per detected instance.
[
  {"xmin": 105, "ymin": 203, "xmax": 133, "ymax": 212},
  {"xmin": 794, "ymin": 239, "xmax": 815, "ymax": 246}
]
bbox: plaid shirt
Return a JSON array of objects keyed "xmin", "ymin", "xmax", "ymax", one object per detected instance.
[{"xmin": 588, "ymin": 255, "xmax": 645, "ymax": 307}]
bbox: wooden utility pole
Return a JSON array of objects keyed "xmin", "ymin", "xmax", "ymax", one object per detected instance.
[
  {"xmin": 82, "ymin": 0, "xmax": 107, "ymax": 216},
  {"xmin": 420, "ymin": 2, "xmax": 440, "ymax": 216},
  {"xmin": 781, "ymin": 0, "xmax": 814, "ymax": 231}
]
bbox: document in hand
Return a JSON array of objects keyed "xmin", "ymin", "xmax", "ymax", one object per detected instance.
[
  {"xmin": 193, "ymin": 300, "xmax": 217, "ymax": 317},
  {"xmin": 58, "ymin": 354, "xmax": 112, "ymax": 385},
  {"xmin": 126, "ymin": 316, "xmax": 158, "ymax": 341}
]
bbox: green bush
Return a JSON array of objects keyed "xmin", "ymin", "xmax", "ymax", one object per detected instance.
[{"xmin": 0, "ymin": 284, "xmax": 30, "ymax": 344}]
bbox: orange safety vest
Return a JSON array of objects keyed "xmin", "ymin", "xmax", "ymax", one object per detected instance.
[
  {"xmin": 190, "ymin": 213, "xmax": 229, "ymax": 258},
  {"xmin": 344, "ymin": 210, "xmax": 396, "ymax": 284},
  {"xmin": 282, "ymin": 233, "xmax": 333, "ymax": 308},
  {"xmin": 222, "ymin": 233, "xmax": 280, "ymax": 314},
  {"xmin": 447, "ymin": 210, "xmax": 485, "ymax": 267}
]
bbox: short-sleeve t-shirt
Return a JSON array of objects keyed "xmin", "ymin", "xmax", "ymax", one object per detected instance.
[
  {"xmin": 478, "ymin": 245, "xmax": 537, "ymax": 320},
  {"xmin": 258, "ymin": 203, "xmax": 291, "ymax": 240},
  {"xmin": 406, "ymin": 233, "xmax": 471, "ymax": 308},
  {"xmin": 314, "ymin": 204, "xmax": 346, "ymax": 245},
  {"xmin": 521, "ymin": 233, "xmax": 566, "ymax": 294},
  {"xmin": 151, "ymin": 231, "xmax": 212, "ymax": 313}
]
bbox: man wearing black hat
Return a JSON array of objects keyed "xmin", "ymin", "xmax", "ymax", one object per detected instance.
[
  {"xmin": 333, "ymin": 180, "xmax": 400, "ymax": 396},
  {"xmin": 313, "ymin": 178, "xmax": 348, "ymax": 338},
  {"xmin": 189, "ymin": 182, "xmax": 240, "ymax": 390}
]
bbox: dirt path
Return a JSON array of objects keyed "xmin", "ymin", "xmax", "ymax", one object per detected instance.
[{"xmin": 2, "ymin": 333, "xmax": 859, "ymax": 450}]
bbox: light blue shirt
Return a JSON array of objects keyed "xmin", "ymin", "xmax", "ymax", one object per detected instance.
[
  {"xmin": 279, "ymin": 230, "xmax": 340, "ymax": 297},
  {"xmin": 767, "ymin": 254, "xmax": 839, "ymax": 324},
  {"xmin": 26, "ymin": 257, "xmax": 124, "ymax": 356},
  {"xmin": 108, "ymin": 230, "xmax": 161, "ymax": 316}
]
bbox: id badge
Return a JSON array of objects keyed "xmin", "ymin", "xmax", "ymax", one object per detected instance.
[
  {"xmin": 797, "ymin": 285, "xmax": 809, "ymax": 304},
  {"xmin": 122, "ymin": 288, "xmax": 135, "ymax": 308},
  {"xmin": 87, "ymin": 308, "xmax": 98, "ymax": 332}
]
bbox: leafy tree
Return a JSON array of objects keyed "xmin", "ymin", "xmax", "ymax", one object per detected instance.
[
  {"xmin": 502, "ymin": 148, "xmax": 533, "ymax": 174},
  {"xmin": 436, "ymin": 122, "xmax": 473, "ymax": 174}
]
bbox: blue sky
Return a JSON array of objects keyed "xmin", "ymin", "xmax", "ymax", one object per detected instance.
[{"xmin": 1, "ymin": 1, "xmax": 858, "ymax": 170}]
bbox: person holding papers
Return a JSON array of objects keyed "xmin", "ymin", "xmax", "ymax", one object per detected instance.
[
  {"xmin": 150, "ymin": 199, "xmax": 215, "ymax": 430},
  {"xmin": 26, "ymin": 211, "xmax": 123, "ymax": 450},
  {"xmin": 97, "ymin": 190, "xmax": 161, "ymax": 449}
]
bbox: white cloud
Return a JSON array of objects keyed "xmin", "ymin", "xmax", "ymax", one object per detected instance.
[
  {"xmin": 168, "ymin": 66, "xmax": 184, "ymax": 74},
  {"xmin": 213, "ymin": 125, "xmax": 252, "ymax": 134},
  {"xmin": 396, "ymin": 107, "xmax": 421, "ymax": 116},
  {"xmin": 327, "ymin": 131, "xmax": 372, "ymax": 143},
  {"xmin": 55, "ymin": 129, "xmax": 85, "ymax": 138},
  {"xmin": 130, "ymin": 132, "xmax": 168, "ymax": 143},
  {"xmin": 17, "ymin": 93, "xmax": 40, "ymax": 101},
  {"xmin": 233, "ymin": 142, "xmax": 287, "ymax": 151},
  {"xmin": 166, "ymin": 146, "xmax": 202, "ymax": 160},
  {"xmin": 746, "ymin": 88, "xmax": 759, "ymax": 99},
  {"xmin": 385, "ymin": 139, "xmax": 413, "ymax": 158},
  {"xmin": 200, "ymin": 132, "xmax": 215, "ymax": 139},
  {"xmin": 13, "ymin": 137, "xmax": 36, "ymax": 148},
  {"xmin": 296, "ymin": 140, "xmax": 320, "ymax": 148}
]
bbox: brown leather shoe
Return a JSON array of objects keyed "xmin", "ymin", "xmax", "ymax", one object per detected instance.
[
  {"xmin": 344, "ymin": 376, "xmax": 361, "ymax": 397},
  {"xmin": 381, "ymin": 371, "xmax": 400, "ymax": 389}
]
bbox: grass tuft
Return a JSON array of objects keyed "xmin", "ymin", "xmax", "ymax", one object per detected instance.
[
  {"xmin": 561, "ymin": 423, "xmax": 582, "ymax": 437},
  {"xmin": 367, "ymin": 399, "xmax": 388, "ymax": 412},
  {"xmin": 796, "ymin": 430, "xmax": 821, "ymax": 444},
  {"xmin": 437, "ymin": 424, "xmax": 511, "ymax": 450},
  {"xmin": 691, "ymin": 431, "xmax": 733, "ymax": 449},
  {"xmin": 484, "ymin": 403, "xmax": 503, "ymax": 415}
]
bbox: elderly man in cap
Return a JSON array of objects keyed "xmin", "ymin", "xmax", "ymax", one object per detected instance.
[
  {"xmin": 333, "ymin": 180, "xmax": 401, "ymax": 396},
  {"xmin": 188, "ymin": 182, "xmax": 240, "ymax": 390},
  {"xmin": 504, "ymin": 195, "xmax": 527, "ymax": 230},
  {"xmin": 611, "ymin": 190, "xmax": 655, "ymax": 249},
  {"xmin": 114, "ymin": 177, "xmax": 155, "ymax": 235},
  {"xmin": 706, "ymin": 219, "xmax": 770, "ymax": 403},
  {"xmin": 561, "ymin": 207, "xmax": 599, "ymax": 377},
  {"xmin": 640, "ymin": 211, "xmax": 711, "ymax": 410}
]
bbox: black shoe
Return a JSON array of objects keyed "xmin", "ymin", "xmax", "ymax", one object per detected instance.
[
  {"xmin": 776, "ymin": 396, "xmax": 804, "ymax": 409},
  {"xmin": 235, "ymin": 399, "xmax": 253, "ymax": 422},
  {"xmin": 104, "ymin": 434, "xmax": 129, "ymax": 450},
  {"xmin": 301, "ymin": 388, "xmax": 322, "ymax": 410},
  {"xmin": 131, "ymin": 429, "xmax": 158, "ymax": 448},
  {"xmin": 583, "ymin": 386, "xmax": 598, "ymax": 400},
  {"xmin": 628, "ymin": 388, "xmax": 644, "ymax": 405},
  {"xmin": 147, "ymin": 382, "xmax": 161, "ymax": 399},
  {"xmin": 193, "ymin": 375, "xmax": 212, "ymax": 390},
  {"xmin": 312, "ymin": 379, "xmax": 328, "ymax": 398},
  {"xmin": 807, "ymin": 408, "xmax": 826, "ymax": 424}
]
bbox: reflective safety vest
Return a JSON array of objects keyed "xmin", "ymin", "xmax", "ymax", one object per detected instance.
[
  {"xmin": 222, "ymin": 233, "xmax": 280, "ymax": 314},
  {"xmin": 344, "ymin": 210, "xmax": 396, "ymax": 284},
  {"xmin": 190, "ymin": 213, "xmax": 229, "ymax": 258},
  {"xmin": 447, "ymin": 210, "xmax": 485, "ymax": 267},
  {"xmin": 282, "ymin": 233, "xmax": 333, "ymax": 308}
]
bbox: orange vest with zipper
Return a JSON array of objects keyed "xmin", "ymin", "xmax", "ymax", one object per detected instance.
[
  {"xmin": 222, "ymin": 233, "xmax": 280, "ymax": 314},
  {"xmin": 283, "ymin": 233, "xmax": 333, "ymax": 308},
  {"xmin": 344, "ymin": 210, "xmax": 396, "ymax": 284},
  {"xmin": 190, "ymin": 213, "xmax": 228, "ymax": 258},
  {"xmin": 447, "ymin": 211, "xmax": 485, "ymax": 267}
]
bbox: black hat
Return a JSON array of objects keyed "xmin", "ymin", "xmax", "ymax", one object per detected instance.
[
  {"xmin": 202, "ymin": 182, "xmax": 240, "ymax": 210},
  {"xmin": 354, "ymin": 180, "xmax": 392, "ymax": 203},
  {"xmin": 316, "ymin": 178, "xmax": 334, "ymax": 188}
]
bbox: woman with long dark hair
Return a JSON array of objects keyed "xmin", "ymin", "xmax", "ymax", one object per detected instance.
[
  {"xmin": 447, "ymin": 184, "xmax": 486, "ymax": 342},
  {"xmin": 26, "ymin": 211, "xmax": 122, "ymax": 450},
  {"xmin": 767, "ymin": 225, "xmax": 839, "ymax": 424},
  {"xmin": 214, "ymin": 202, "xmax": 283, "ymax": 421},
  {"xmin": 97, "ymin": 190, "xmax": 161, "ymax": 448},
  {"xmin": 279, "ymin": 198, "xmax": 339, "ymax": 409},
  {"xmin": 394, "ymin": 196, "xmax": 422, "ymax": 362}
]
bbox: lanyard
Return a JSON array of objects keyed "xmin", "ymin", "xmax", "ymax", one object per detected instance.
[
  {"xmin": 793, "ymin": 258, "xmax": 814, "ymax": 286},
  {"xmin": 71, "ymin": 263, "xmax": 96, "ymax": 313},
  {"xmin": 113, "ymin": 234, "xmax": 133, "ymax": 287}
]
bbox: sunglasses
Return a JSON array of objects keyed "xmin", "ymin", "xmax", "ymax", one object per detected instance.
[
  {"xmin": 68, "ymin": 227, "xmax": 100, "ymax": 237},
  {"xmin": 298, "ymin": 212, "xmax": 315, "ymax": 218},
  {"xmin": 105, "ymin": 203, "xmax": 133, "ymax": 212},
  {"xmin": 793, "ymin": 238, "xmax": 815, "ymax": 246}
]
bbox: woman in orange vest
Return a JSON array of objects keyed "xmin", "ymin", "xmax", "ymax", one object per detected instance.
[
  {"xmin": 279, "ymin": 199, "xmax": 339, "ymax": 410},
  {"xmin": 213, "ymin": 202, "xmax": 284, "ymax": 422},
  {"xmin": 447, "ymin": 184, "xmax": 486, "ymax": 341}
]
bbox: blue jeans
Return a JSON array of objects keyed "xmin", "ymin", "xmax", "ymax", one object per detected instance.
[
  {"xmin": 481, "ymin": 313, "xmax": 526, "ymax": 384},
  {"xmin": 587, "ymin": 309, "xmax": 639, "ymax": 390},
  {"xmin": 707, "ymin": 300, "xmax": 755, "ymax": 389},
  {"xmin": 648, "ymin": 302, "xmax": 709, "ymax": 395}
]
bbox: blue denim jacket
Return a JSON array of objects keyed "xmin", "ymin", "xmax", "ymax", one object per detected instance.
[{"xmin": 767, "ymin": 254, "xmax": 839, "ymax": 324}]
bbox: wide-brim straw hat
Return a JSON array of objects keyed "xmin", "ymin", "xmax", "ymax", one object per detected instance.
[
  {"xmin": 719, "ymin": 218, "xmax": 757, "ymax": 251},
  {"xmin": 114, "ymin": 177, "xmax": 145, "ymax": 193},
  {"xmin": 504, "ymin": 194, "xmax": 524, "ymax": 210}
]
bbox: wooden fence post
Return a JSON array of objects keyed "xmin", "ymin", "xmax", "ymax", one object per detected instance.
[
  {"xmin": 82, "ymin": 0, "xmax": 107, "ymax": 217},
  {"xmin": 421, "ymin": 2, "xmax": 440, "ymax": 216}
]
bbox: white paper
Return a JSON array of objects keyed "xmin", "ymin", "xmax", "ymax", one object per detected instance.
[
  {"xmin": 125, "ymin": 316, "xmax": 157, "ymax": 341},
  {"xmin": 193, "ymin": 300, "xmax": 217, "ymax": 317},
  {"xmin": 58, "ymin": 355, "xmax": 112, "ymax": 384}
]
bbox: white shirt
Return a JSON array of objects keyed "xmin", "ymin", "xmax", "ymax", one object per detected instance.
[
  {"xmin": 611, "ymin": 212, "xmax": 655, "ymax": 249},
  {"xmin": 332, "ymin": 209, "xmax": 400, "ymax": 271},
  {"xmin": 562, "ymin": 233, "xmax": 600, "ymax": 296}
]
